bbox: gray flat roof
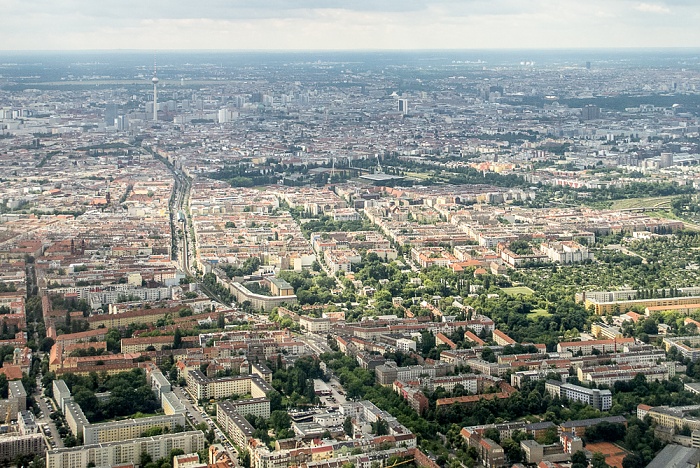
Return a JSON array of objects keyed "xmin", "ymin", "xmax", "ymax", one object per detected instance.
[
  {"xmin": 359, "ymin": 173, "xmax": 405, "ymax": 182},
  {"xmin": 647, "ymin": 444, "xmax": 700, "ymax": 468}
]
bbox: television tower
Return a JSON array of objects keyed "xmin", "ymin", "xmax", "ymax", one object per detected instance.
[{"xmin": 152, "ymin": 57, "xmax": 159, "ymax": 122}]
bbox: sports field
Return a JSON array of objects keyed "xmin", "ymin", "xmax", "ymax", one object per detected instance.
[{"xmin": 501, "ymin": 286, "xmax": 535, "ymax": 296}]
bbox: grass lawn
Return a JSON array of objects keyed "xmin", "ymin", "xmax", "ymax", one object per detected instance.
[
  {"xmin": 501, "ymin": 286, "xmax": 536, "ymax": 296},
  {"xmin": 405, "ymin": 171, "xmax": 432, "ymax": 180},
  {"xmin": 527, "ymin": 309, "xmax": 552, "ymax": 319}
]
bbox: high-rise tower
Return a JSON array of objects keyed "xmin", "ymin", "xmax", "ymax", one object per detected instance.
[{"xmin": 152, "ymin": 58, "xmax": 159, "ymax": 122}]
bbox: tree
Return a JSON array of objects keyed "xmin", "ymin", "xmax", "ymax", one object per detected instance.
[
  {"xmin": 0, "ymin": 374, "xmax": 7, "ymax": 399},
  {"xmin": 217, "ymin": 313, "xmax": 225, "ymax": 329},
  {"xmin": 343, "ymin": 416, "xmax": 353, "ymax": 437},
  {"xmin": 501, "ymin": 438, "xmax": 523, "ymax": 463},
  {"xmin": 571, "ymin": 450, "xmax": 587, "ymax": 468},
  {"xmin": 139, "ymin": 452, "xmax": 153, "ymax": 466},
  {"xmin": 483, "ymin": 428, "xmax": 501, "ymax": 443},
  {"xmin": 239, "ymin": 450, "xmax": 251, "ymax": 468},
  {"xmin": 173, "ymin": 328, "xmax": 182, "ymax": 349},
  {"xmin": 40, "ymin": 337, "xmax": 55, "ymax": 352},
  {"xmin": 270, "ymin": 410, "xmax": 291, "ymax": 433},
  {"xmin": 592, "ymin": 452, "xmax": 610, "ymax": 468},
  {"xmin": 106, "ymin": 329, "xmax": 121, "ymax": 353},
  {"xmin": 420, "ymin": 331, "xmax": 436, "ymax": 356},
  {"xmin": 584, "ymin": 422, "xmax": 626, "ymax": 442},
  {"xmin": 622, "ymin": 453, "xmax": 645, "ymax": 468},
  {"xmin": 481, "ymin": 347, "xmax": 497, "ymax": 363},
  {"xmin": 371, "ymin": 418, "xmax": 389, "ymax": 436}
]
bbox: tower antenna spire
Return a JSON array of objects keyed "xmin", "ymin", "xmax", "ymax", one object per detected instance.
[{"xmin": 152, "ymin": 52, "xmax": 159, "ymax": 122}]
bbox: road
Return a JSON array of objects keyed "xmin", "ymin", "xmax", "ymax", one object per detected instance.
[
  {"xmin": 403, "ymin": 254, "xmax": 420, "ymax": 272},
  {"xmin": 172, "ymin": 386, "xmax": 208, "ymax": 426},
  {"xmin": 146, "ymin": 146, "xmax": 193, "ymax": 275},
  {"xmin": 297, "ymin": 333, "xmax": 332, "ymax": 355},
  {"xmin": 172, "ymin": 386, "xmax": 239, "ymax": 465},
  {"xmin": 327, "ymin": 378, "xmax": 347, "ymax": 405},
  {"xmin": 34, "ymin": 376, "xmax": 64, "ymax": 449},
  {"xmin": 149, "ymin": 146, "xmax": 234, "ymax": 309}
]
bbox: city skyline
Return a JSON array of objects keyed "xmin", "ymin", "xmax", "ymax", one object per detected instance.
[{"xmin": 2, "ymin": 0, "xmax": 700, "ymax": 51}]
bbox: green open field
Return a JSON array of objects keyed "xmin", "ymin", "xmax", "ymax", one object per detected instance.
[
  {"xmin": 527, "ymin": 309, "xmax": 552, "ymax": 319},
  {"xmin": 501, "ymin": 286, "xmax": 536, "ymax": 296},
  {"xmin": 610, "ymin": 196, "xmax": 676, "ymax": 210},
  {"xmin": 404, "ymin": 171, "xmax": 432, "ymax": 180}
]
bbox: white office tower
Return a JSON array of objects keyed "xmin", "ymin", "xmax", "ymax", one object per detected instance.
[
  {"xmin": 398, "ymin": 99, "xmax": 408, "ymax": 115},
  {"xmin": 218, "ymin": 109, "xmax": 231, "ymax": 124},
  {"xmin": 116, "ymin": 115, "xmax": 128, "ymax": 131}
]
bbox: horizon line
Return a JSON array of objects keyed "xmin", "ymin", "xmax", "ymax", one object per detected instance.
[{"xmin": 1, "ymin": 46, "xmax": 700, "ymax": 54}]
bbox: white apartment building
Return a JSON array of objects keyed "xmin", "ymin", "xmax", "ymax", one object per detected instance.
[
  {"xmin": 46, "ymin": 431, "xmax": 205, "ymax": 468},
  {"xmin": 83, "ymin": 414, "xmax": 187, "ymax": 445},
  {"xmin": 186, "ymin": 371, "xmax": 272, "ymax": 401},
  {"xmin": 324, "ymin": 249, "xmax": 361, "ymax": 274},
  {"xmin": 299, "ymin": 316, "xmax": 331, "ymax": 334},
  {"xmin": 539, "ymin": 241, "xmax": 594, "ymax": 264},
  {"xmin": 545, "ymin": 381, "xmax": 612, "ymax": 411}
]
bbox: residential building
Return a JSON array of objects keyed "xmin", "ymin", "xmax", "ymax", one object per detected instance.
[
  {"xmin": 0, "ymin": 433, "xmax": 45, "ymax": 462},
  {"xmin": 299, "ymin": 316, "xmax": 330, "ymax": 334},
  {"xmin": 46, "ymin": 431, "xmax": 205, "ymax": 468},
  {"xmin": 186, "ymin": 371, "xmax": 272, "ymax": 401},
  {"xmin": 545, "ymin": 381, "xmax": 612, "ymax": 411},
  {"xmin": 83, "ymin": 414, "xmax": 187, "ymax": 445}
]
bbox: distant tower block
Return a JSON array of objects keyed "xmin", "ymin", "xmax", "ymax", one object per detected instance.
[
  {"xmin": 581, "ymin": 104, "xmax": 600, "ymax": 121},
  {"xmin": 397, "ymin": 99, "xmax": 408, "ymax": 115},
  {"xmin": 660, "ymin": 153, "xmax": 674, "ymax": 169}
]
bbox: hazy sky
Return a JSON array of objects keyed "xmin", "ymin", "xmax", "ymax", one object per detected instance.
[{"xmin": 2, "ymin": 0, "xmax": 700, "ymax": 50}]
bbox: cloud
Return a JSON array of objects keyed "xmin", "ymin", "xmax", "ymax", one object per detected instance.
[
  {"xmin": 0, "ymin": 0, "xmax": 698, "ymax": 50},
  {"xmin": 635, "ymin": 2, "xmax": 671, "ymax": 13}
]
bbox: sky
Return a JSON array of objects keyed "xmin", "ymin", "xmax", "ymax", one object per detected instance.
[{"xmin": 2, "ymin": 0, "xmax": 700, "ymax": 50}]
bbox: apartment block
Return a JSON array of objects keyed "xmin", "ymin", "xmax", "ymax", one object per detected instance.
[
  {"xmin": 558, "ymin": 416, "xmax": 627, "ymax": 437},
  {"xmin": 251, "ymin": 363, "xmax": 273, "ymax": 384},
  {"xmin": 375, "ymin": 361, "xmax": 451, "ymax": 386},
  {"xmin": 83, "ymin": 414, "xmax": 187, "ymax": 445},
  {"xmin": 492, "ymin": 330, "xmax": 516, "ymax": 346},
  {"xmin": 64, "ymin": 400, "xmax": 89, "ymax": 436},
  {"xmin": 162, "ymin": 391, "xmax": 186, "ymax": 416},
  {"xmin": 545, "ymin": 381, "xmax": 612, "ymax": 411},
  {"xmin": 217, "ymin": 402, "xmax": 255, "ymax": 448},
  {"xmin": 186, "ymin": 370, "xmax": 272, "ymax": 401},
  {"xmin": 578, "ymin": 363, "xmax": 674, "ymax": 386},
  {"xmin": 299, "ymin": 316, "xmax": 331, "ymax": 334},
  {"xmin": 0, "ymin": 433, "xmax": 45, "ymax": 462},
  {"xmin": 644, "ymin": 405, "xmax": 700, "ymax": 432},
  {"xmin": 460, "ymin": 428, "xmax": 505, "ymax": 468},
  {"xmin": 121, "ymin": 335, "xmax": 174, "ymax": 353},
  {"xmin": 53, "ymin": 380, "xmax": 71, "ymax": 412},
  {"xmin": 220, "ymin": 398, "xmax": 270, "ymax": 420},
  {"xmin": 556, "ymin": 337, "xmax": 634, "ymax": 355},
  {"xmin": 46, "ymin": 431, "xmax": 205, "ymax": 468},
  {"xmin": 664, "ymin": 336, "xmax": 700, "ymax": 361}
]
